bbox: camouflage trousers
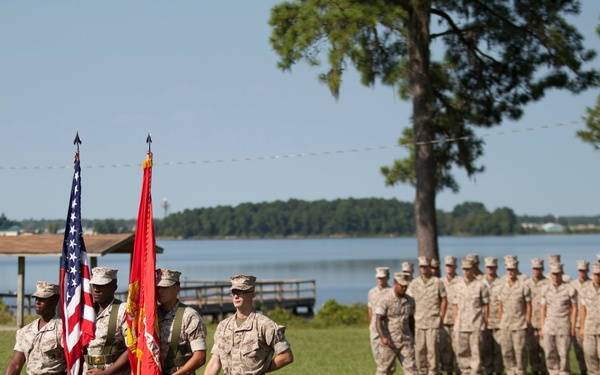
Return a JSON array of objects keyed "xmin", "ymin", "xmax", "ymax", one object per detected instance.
[
  {"xmin": 481, "ymin": 328, "xmax": 503, "ymax": 374},
  {"xmin": 527, "ymin": 328, "xmax": 547, "ymax": 373},
  {"xmin": 376, "ymin": 337, "xmax": 417, "ymax": 375},
  {"xmin": 456, "ymin": 331, "xmax": 483, "ymax": 375},
  {"xmin": 371, "ymin": 329, "xmax": 381, "ymax": 364},
  {"xmin": 583, "ymin": 334, "xmax": 600, "ymax": 375},
  {"xmin": 441, "ymin": 325, "xmax": 459, "ymax": 373},
  {"xmin": 542, "ymin": 334, "xmax": 571, "ymax": 375},
  {"xmin": 415, "ymin": 328, "xmax": 440, "ymax": 375},
  {"xmin": 500, "ymin": 329, "xmax": 527, "ymax": 375},
  {"xmin": 573, "ymin": 328, "xmax": 588, "ymax": 373},
  {"xmin": 372, "ymin": 328, "xmax": 395, "ymax": 372}
]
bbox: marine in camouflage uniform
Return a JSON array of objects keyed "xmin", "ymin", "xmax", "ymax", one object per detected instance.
[
  {"xmin": 571, "ymin": 260, "xmax": 591, "ymax": 375},
  {"xmin": 441, "ymin": 256, "xmax": 462, "ymax": 375},
  {"xmin": 157, "ymin": 269, "xmax": 208, "ymax": 375},
  {"xmin": 540, "ymin": 262, "xmax": 577, "ymax": 375},
  {"xmin": 499, "ymin": 256, "xmax": 529, "ymax": 284},
  {"xmin": 465, "ymin": 254, "xmax": 484, "ymax": 282},
  {"xmin": 408, "ymin": 256, "xmax": 447, "ymax": 375},
  {"xmin": 5, "ymin": 282, "xmax": 66, "ymax": 375},
  {"xmin": 579, "ymin": 262, "xmax": 600, "ymax": 375},
  {"xmin": 525, "ymin": 258, "xmax": 551, "ymax": 375},
  {"xmin": 369, "ymin": 267, "xmax": 392, "ymax": 370},
  {"xmin": 85, "ymin": 267, "xmax": 130, "ymax": 375},
  {"xmin": 498, "ymin": 259, "xmax": 532, "ymax": 375},
  {"xmin": 481, "ymin": 257, "xmax": 503, "ymax": 375},
  {"xmin": 454, "ymin": 259, "xmax": 490, "ymax": 375},
  {"xmin": 205, "ymin": 275, "xmax": 293, "ymax": 375},
  {"xmin": 431, "ymin": 259, "xmax": 441, "ymax": 278},
  {"xmin": 403, "ymin": 262, "xmax": 416, "ymax": 282},
  {"xmin": 375, "ymin": 272, "xmax": 417, "ymax": 375},
  {"xmin": 546, "ymin": 254, "xmax": 572, "ymax": 283}
]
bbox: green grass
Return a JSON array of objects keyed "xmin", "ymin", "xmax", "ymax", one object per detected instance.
[
  {"xmin": 0, "ymin": 330, "xmax": 17, "ymax": 372},
  {"xmin": 0, "ymin": 325, "xmax": 587, "ymax": 375},
  {"xmin": 0, "ymin": 325, "xmax": 375, "ymax": 375}
]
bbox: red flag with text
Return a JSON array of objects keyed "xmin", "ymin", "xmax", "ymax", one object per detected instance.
[{"xmin": 126, "ymin": 151, "xmax": 161, "ymax": 375}]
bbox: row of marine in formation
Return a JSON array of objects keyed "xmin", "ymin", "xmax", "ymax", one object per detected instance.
[{"xmin": 368, "ymin": 253, "xmax": 600, "ymax": 375}]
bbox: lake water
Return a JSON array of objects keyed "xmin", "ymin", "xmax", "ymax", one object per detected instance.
[{"xmin": 0, "ymin": 234, "xmax": 598, "ymax": 310}]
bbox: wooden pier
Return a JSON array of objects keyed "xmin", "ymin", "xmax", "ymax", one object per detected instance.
[{"xmin": 116, "ymin": 279, "xmax": 316, "ymax": 321}]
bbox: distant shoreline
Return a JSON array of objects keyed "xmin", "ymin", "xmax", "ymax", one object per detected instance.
[{"xmin": 154, "ymin": 232, "xmax": 600, "ymax": 241}]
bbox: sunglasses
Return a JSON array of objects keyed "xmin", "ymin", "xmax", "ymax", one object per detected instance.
[{"xmin": 230, "ymin": 290, "xmax": 253, "ymax": 297}]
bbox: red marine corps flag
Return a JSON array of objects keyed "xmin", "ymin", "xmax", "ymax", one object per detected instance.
[
  {"xmin": 60, "ymin": 133, "xmax": 95, "ymax": 375},
  {"xmin": 126, "ymin": 134, "xmax": 161, "ymax": 375}
]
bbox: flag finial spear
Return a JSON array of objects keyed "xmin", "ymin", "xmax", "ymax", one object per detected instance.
[
  {"xmin": 146, "ymin": 132, "xmax": 152, "ymax": 152},
  {"xmin": 143, "ymin": 132, "xmax": 153, "ymax": 169},
  {"xmin": 73, "ymin": 131, "xmax": 82, "ymax": 159}
]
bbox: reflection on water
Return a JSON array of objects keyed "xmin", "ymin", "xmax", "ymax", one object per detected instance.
[{"xmin": 0, "ymin": 235, "xmax": 597, "ymax": 309}]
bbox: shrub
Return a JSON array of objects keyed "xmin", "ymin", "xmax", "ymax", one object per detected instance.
[
  {"xmin": 310, "ymin": 299, "xmax": 368, "ymax": 328},
  {"xmin": 264, "ymin": 306, "xmax": 308, "ymax": 328},
  {"xmin": 0, "ymin": 298, "xmax": 14, "ymax": 325}
]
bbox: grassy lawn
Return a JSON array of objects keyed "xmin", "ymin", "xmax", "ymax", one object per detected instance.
[
  {"xmin": 0, "ymin": 325, "xmax": 586, "ymax": 375},
  {"xmin": 0, "ymin": 325, "xmax": 375, "ymax": 375}
]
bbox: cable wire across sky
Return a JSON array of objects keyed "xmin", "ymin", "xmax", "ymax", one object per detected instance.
[{"xmin": 0, "ymin": 120, "xmax": 583, "ymax": 171}]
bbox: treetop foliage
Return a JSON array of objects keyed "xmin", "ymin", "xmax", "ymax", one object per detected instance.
[
  {"xmin": 5, "ymin": 199, "xmax": 599, "ymax": 237},
  {"xmin": 578, "ymin": 23, "xmax": 600, "ymax": 149},
  {"xmin": 0, "ymin": 213, "xmax": 17, "ymax": 227},
  {"xmin": 269, "ymin": 0, "xmax": 598, "ymax": 193}
]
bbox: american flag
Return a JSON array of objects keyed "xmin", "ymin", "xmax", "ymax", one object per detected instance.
[{"xmin": 60, "ymin": 155, "xmax": 95, "ymax": 375}]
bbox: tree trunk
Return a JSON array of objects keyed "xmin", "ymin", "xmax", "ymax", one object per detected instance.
[{"xmin": 407, "ymin": 1, "xmax": 439, "ymax": 260}]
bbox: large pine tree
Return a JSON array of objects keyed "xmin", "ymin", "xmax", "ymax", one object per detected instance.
[{"xmin": 269, "ymin": 0, "xmax": 598, "ymax": 258}]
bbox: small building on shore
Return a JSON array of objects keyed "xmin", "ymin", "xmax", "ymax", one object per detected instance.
[
  {"xmin": 0, "ymin": 226, "xmax": 22, "ymax": 236},
  {"xmin": 541, "ymin": 222, "xmax": 565, "ymax": 233}
]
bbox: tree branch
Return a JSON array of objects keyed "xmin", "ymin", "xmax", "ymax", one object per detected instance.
[{"xmin": 430, "ymin": 8, "xmax": 501, "ymax": 65}]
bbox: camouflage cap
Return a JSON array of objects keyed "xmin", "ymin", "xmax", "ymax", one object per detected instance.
[
  {"xmin": 393, "ymin": 272, "xmax": 410, "ymax": 286},
  {"xmin": 466, "ymin": 254, "xmax": 479, "ymax": 263},
  {"xmin": 548, "ymin": 254, "xmax": 561, "ymax": 264},
  {"xmin": 90, "ymin": 267, "xmax": 118, "ymax": 285},
  {"xmin": 577, "ymin": 260, "xmax": 589, "ymax": 271},
  {"xmin": 31, "ymin": 281, "xmax": 60, "ymax": 298},
  {"xmin": 531, "ymin": 258, "xmax": 544, "ymax": 269},
  {"xmin": 484, "ymin": 257, "xmax": 498, "ymax": 267},
  {"xmin": 445, "ymin": 256, "xmax": 457, "ymax": 266},
  {"xmin": 504, "ymin": 255, "xmax": 518, "ymax": 263},
  {"xmin": 550, "ymin": 262, "xmax": 564, "ymax": 274},
  {"xmin": 375, "ymin": 267, "xmax": 390, "ymax": 278},
  {"xmin": 592, "ymin": 262, "xmax": 600, "ymax": 275},
  {"xmin": 418, "ymin": 256, "xmax": 431, "ymax": 267},
  {"xmin": 505, "ymin": 258, "xmax": 518, "ymax": 270},
  {"xmin": 401, "ymin": 261, "xmax": 414, "ymax": 273},
  {"xmin": 431, "ymin": 258, "xmax": 440, "ymax": 268},
  {"xmin": 229, "ymin": 274, "xmax": 256, "ymax": 291},
  {"xmin": 156, "ymin": 268, "xmax": 181, "ymax": 287},
  {"xmin": 462, "ymin": 259, "xmax": 475, "ymax": 269}
]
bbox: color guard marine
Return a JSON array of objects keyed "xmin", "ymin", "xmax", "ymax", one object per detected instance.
[
  {"xmin": 5, "ymin": 282, "xmax": 66, "ymax": 375},
  {"xmin": 204, "ymin": 275, "xmax": 293, "ymax": 375},
  {"xmin": 156, "ymin": 268, "xmax": 208, "ymax": 375},
  {"xmin": 85, "ymin": 267, "xmax": 130, "ymax": 375}
]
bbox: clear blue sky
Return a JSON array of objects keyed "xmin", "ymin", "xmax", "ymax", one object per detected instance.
[{"xmin": 1, "ymin": 1, "xmax": 599, "ymax": 221}]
